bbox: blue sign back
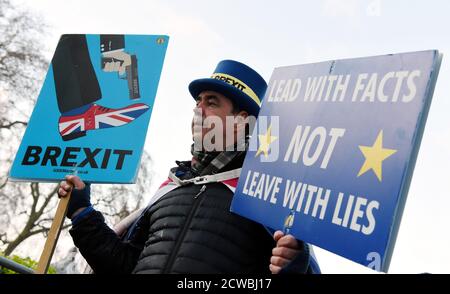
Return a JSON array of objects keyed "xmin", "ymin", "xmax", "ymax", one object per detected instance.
[
  {"xmin": 9, "ymin": 34, "xmax": 168, "ymax": 183},
  {"xmin": 231, "ymin": 50, "xmax": 442, "ymax": 272}
]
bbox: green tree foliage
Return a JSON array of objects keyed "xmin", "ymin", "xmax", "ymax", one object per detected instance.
[{"xmin": 0, "ymin": 251, "xmax": 56, "ymax": 274}]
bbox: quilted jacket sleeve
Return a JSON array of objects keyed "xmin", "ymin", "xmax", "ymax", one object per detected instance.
[{"xmin": 69, "ymin": 210, "xmax": 143, "ymax": 274}]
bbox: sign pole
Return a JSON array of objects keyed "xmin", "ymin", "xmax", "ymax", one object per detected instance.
[{"xmin": 35, "ymin": 185, "xmax": 72, "ymax": 274}]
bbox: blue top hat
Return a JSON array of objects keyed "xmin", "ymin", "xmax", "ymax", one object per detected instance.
[{"xmin": 189, "ymin": 60, "xmax": 268, "ymax": 117}]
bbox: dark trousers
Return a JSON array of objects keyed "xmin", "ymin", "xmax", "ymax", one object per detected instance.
[{"xmin": 52, "ymin": 35, "xmax": 101, "ymax": 113}]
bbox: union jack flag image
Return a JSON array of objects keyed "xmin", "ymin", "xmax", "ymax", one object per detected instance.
[{"xmin": 58, "ymin": 103, "xmax": 149, "ymax": 141}]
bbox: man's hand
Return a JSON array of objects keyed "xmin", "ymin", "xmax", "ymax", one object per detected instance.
[
  {"xmin": 58, "ymin": 175, "xmax": 91, "ymax": 219},
  {"xmin": 101, "ymin": 50, "xmax": 131, "ymax": 75},
  {"xmin": 270, "ymin": 230, "xmax": 300, "ymax": 274}
]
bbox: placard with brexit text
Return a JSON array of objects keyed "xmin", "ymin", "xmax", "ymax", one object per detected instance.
[
  {"xmin": 9, "ymin": 34, "xmax": 169, "ymax": 183},
  {"xmin": 231, "ymin": 50, "xmax": 442, "ymax": 272}
]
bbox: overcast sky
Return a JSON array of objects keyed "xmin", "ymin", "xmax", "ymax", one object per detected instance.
[{"xmin": 15, "ymin": 0, "xmax": 450, "ymax": 273}]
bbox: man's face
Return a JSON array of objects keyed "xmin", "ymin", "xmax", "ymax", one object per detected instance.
[{"xmin": 192, "ymin": 90, "xmax": 247, "ymax": 151}]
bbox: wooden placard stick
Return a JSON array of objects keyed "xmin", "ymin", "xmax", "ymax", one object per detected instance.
[{"xmin": 35, "ymin": 182, "xmax": 73, "ymax": 274}]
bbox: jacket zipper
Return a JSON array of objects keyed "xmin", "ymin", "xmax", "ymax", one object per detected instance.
[{"xmin": 163, "ymin": 184, "xmax": 206, "ymax": 273}]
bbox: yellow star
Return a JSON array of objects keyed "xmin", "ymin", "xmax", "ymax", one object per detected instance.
[
  {"xmin": 255, "ymin": 125, "xmax": 278, "ymax": 158},
  {"xmin": 357, "ymin": 130, "xmax": 397, "ymax": 182}
]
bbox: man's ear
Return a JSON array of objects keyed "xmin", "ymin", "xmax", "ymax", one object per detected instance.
[
  {"xmin": 236, "ymin": 110, "xmax": 248, "ymax": 119},
  {"xmin": 234, "ymin": 110, "xmax": 249, "ymax": 133}
]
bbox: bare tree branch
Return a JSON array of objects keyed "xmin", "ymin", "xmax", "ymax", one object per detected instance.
[
  {"xmin": 35, "ymin": 184, "xmax": 58, "ymax": 217},
  {"xmin": 0, "ymin": 178, "xmax": 7, "ymax": 189},
  {"xmin": 0, "ymin": 120, "xmax": 27, "ymax": 129}
]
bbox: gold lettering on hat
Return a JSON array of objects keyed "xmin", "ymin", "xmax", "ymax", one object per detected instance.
[{"xmin": 211, "ymin": 73, "xmax": 261, "ymax": 106}]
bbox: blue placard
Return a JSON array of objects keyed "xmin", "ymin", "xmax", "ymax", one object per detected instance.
[
  {"xmin": 9, "ymin": 34, "xmax": 168, "ymax": 183},
  {"xmin": 231, "ymin": 50, "xmax": 442, "ymax": 272}
]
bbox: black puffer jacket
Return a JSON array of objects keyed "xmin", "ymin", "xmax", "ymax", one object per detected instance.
[{"xmin": 70, "ymin": 168, "xmax": 275, "ymax": 274}]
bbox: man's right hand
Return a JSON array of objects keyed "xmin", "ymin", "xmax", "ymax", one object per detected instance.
[
  {"xmin": 101, "ymin": 50, "xmax": 132, "ymax": 76},
  {"xmin": 58, "ymin": 175, "xmax": 91, "ymax": 219}
]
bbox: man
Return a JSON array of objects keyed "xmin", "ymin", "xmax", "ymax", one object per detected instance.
[{"xmin": 59, "ymin": 60, "xmax": 320, "ymax": 274}]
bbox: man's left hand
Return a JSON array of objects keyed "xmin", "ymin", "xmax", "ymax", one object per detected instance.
[{"xmin": 270, "ymin": 230, "xmax": 300, "ymax": 274}]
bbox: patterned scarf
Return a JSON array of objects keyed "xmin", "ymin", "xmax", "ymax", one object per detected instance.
[{"xmin": 190, "ymin": 137, "xmax": 249, "ymax": 176}]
